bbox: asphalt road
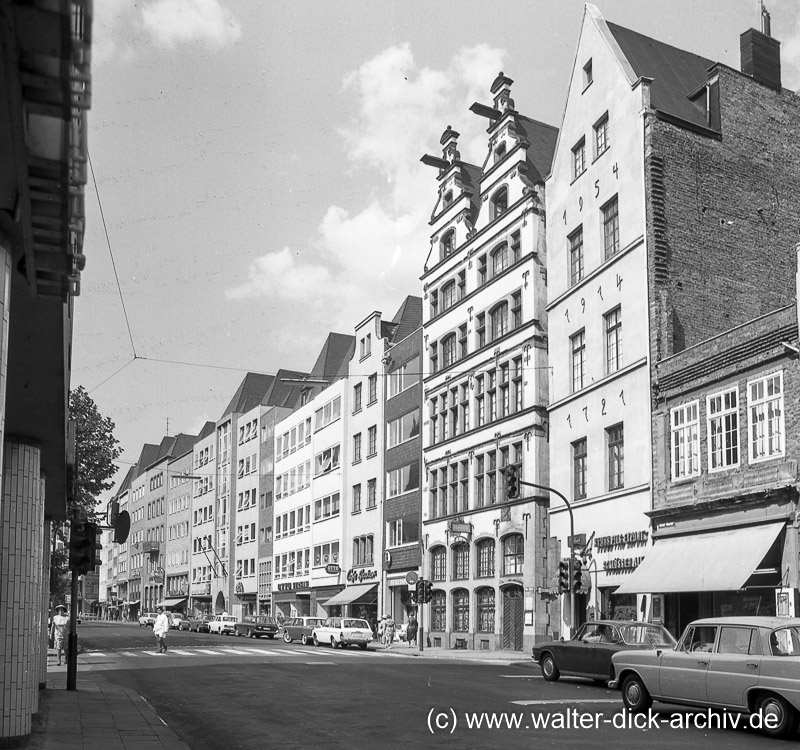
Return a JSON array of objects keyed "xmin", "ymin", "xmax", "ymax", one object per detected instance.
[{"xmin": 73, "ymin": 622, "xmax": 782, "ymax": 750}]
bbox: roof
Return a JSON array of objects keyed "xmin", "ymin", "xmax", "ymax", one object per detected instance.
[
  {"xmin": 309, "ymin": 332, "xmax": 356, "ymax": 382},
  {"xmin": 689, "ymin": 617, "xmax": 800, "ymax": 629},
  {"xmin": 265, "ymin": 368, "xmax": 310, "ymax": 408},
  {"xmin": 606, "ymin": 21, "xmax": 714, "ymax": 130},
  {"xmin": 135, "ymin": 444, "xmax": 160, "ymax": 478},
  {"xmin": 388, "ymin": 296, "xmax": 423, "ymax": 344},
  {"xmin": 220, "ymin": 372, "xmax": 275, "ymax": 417},
  {"xmin": 197, "ymin": 421, "xmax": 216, "ymax": 441},
  {"xmin": 514, "ymin": 115, "xmax": 559, "ymax": 181}
]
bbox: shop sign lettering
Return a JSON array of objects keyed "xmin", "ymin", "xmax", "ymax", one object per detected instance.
[
  {"xmin": 603, "ymin": 556, "xmax": 644, "ymax": 573},
  {"xmin": 346, "ymin": 568, "xmax": 378, "ymax": 583},
  {"xmin": 277, "ymin": 581, "xmax": 310, "ymax": 591},
  {"xmin": 595, "ymin": 531, "xmax": 649, "ymax": 551}
]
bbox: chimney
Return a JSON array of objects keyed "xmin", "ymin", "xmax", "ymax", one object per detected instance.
[{"xmin": 740, "ymin": 6, "xmax": 781, "ymax": 91}]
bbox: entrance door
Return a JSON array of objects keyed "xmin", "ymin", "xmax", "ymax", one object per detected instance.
[{"xmin": 502, "ymin": 586, "xmax": 524, "ymax": 651}]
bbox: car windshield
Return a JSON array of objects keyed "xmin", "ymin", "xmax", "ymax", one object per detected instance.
[
  {"xmin": 770, "ymin": 626, "xmax": 800, "ymax": 656},
  {"xmin": 617, "ymin": 624, "xmax": 676, "ymax": 647},
  {"xmin": 343, "ymin": 619, "xmax": 370, "ymax": 629}
]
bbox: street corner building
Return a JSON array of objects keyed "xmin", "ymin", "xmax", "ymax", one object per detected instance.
[{"xmin": 0, "ymin": 0, "xmax": 92, "ymax": 745}]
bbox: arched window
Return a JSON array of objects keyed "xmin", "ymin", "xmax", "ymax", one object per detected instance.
[
  {"xmin": 502, "ymin": 534, "xmax": 524, "ymax": 576},
  {"xmin": 476, "ymin": 587, "xmax": 495, "ymax": 632},
  {"xmin": 430, "ymin": 546, "xmax": 446, "ymax": 582},
  {"xmin": 441, "ymin": 229, "xmax": 455, "ymax": 259},
  {"xmin": 491, "ymin": 243, "xmax": 510, "ymax": 275},
  {"xmin": 494, "ymin": 142, "xmax": 507, "ymax": 164},
  {"xmin": 452, "ymin": 588, "xmax": 469, "ymax": 632},
  {"xmin": 491, "ymin": 188, "xmax": 508, "ymax": 220},
  {"xmin": 476, "ymin": 538, "xmax": 495, "ymax": 578},
  {"xmin": 452, "ymin": 543, "xmax": 469, "ymax": 580},
  {"xmin": 441, "ymin": 280, "xmax": 456, "ymax": 311},
  {"xmin": 441, "ymin": 333, "xmax": 457, "ymax": 368},
  {"xmin": 490, "ymin": 302, "xmax": 509, "ymax": 340},
  {"xmin": 430, "ymin": 590, "xmax": 446, "ymax": 631}
]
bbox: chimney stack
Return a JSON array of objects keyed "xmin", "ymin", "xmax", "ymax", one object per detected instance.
[{"xmin": 740, "ymin": 5, "xmax": 781, "ymax": 91}]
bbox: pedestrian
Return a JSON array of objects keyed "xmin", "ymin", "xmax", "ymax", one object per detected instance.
[
  {"xmin": 406, "ymin": 614, "xmax": 418, "ymax": 648},
  {"xmin": 384, "ymin": 616, "xmax": 396, "ymax": 649},
  {"xmin": 377, "ymin": 615, "xmax": 386, "ymax": 646},
  {"xmin": 153, "ymin": 607, "xmax": 170, "ymax": 653},
  {"xmin": 50, "ymin": 604, "xmax": 69, "ymax": 666}
]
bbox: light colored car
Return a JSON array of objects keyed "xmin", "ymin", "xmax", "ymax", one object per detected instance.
[
  {"xmin": 207, "ymin": 614, "xmax": 238, "ymax": 635},
  {"xmin": 282, "ymin": 616, "xmax": 325, "ymax": 645},
  {"xmin": 532, "ymin": 620, "xmax": 676, "ymax": 685},
  {"xmin": 138, "ymin": 612, "xmax": 158, "ymax": 627},
  {"xmin": 611, "ymin": 616, "xmax": 800, "ymax": 739},
  {"xmin": 313, "ymin": 617, "xmax": 373, "ymax": 650}
]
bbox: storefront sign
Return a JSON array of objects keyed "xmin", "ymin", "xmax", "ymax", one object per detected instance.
[
  {"xmin": 277, "ymin": 581, "xmax": 310, "ymax": 591},
  {"xmin": 325, "ymin": 564, "xmax": 341, "ymax": 574},
  {"xmin": 603, "ymin": 556, "xmax": 644, "ymax": 573},
  {"xmin": 448, "ymin": 521, "xmax": 472, "ymax": 534},
  {"xmin": 595, "ymin": 531, "xmax": 648, "ymax": 551},
  {"xmin": 235, "ymin": 582, "xmax": 244, "ymax": 594},
  {"xmin": 346, "ymin": 568, "xmax": 378, "ymax": 583}
]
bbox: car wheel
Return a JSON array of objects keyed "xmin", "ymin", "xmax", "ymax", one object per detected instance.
[
  {"xmin": 313, "ymin": 635, "xmax": 320, "ymax": 647},
  {"xmin": 757, "ymin": 693, "xmax": 797, "ymax": 739},
  {"xmin": 621, "ymin": 675, "xmax": 652, "ymax": 713},
  {"xmin": 247, "ymin": 629, "xmax": 253, "ymax": 638},
  {"xmin": 540, "ymin": 653, "xmax": 560, "ymax": 682},
  {"xmin": 283, "ymin": 631, "xmax": 292, "ymax": 644},
  {"xmin": 267, "ymin": 634, "xmax": 275, "ymax": 639},
  {"xmin": 330, "ymin": 637, "xmax": 337, "ymax": 649},
  {"xmin": 359, "ymin": 643, "xmax": 368, "ymax": 650},
  {"xmin": 300, "ymin": 634, "xmax": 308, "ymax": 646}
]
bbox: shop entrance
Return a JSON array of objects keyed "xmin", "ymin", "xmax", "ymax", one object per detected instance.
[{"xmin": 501, "ymin": 586, "xmax": 524, "ymax": 651}]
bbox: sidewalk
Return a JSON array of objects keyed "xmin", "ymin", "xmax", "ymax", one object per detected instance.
[{"xmin": 29, "ymin": 650, "xmax": 191, "ymax": 750}]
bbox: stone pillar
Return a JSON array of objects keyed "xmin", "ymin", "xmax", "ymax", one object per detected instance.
[
  {"xmin": 39, "ymin": 518, "xmax": 53, "ymax": 689},
  {"xmin": 0, "ymin": 439, "xmax": 45, "ymax": 744}
]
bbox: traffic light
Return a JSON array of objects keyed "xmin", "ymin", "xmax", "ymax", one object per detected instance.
[
  {"xmin": 416, "ymin": 578, "xmax": 425, "ymax": 603},
  {"xmin": 423, "ymin": 579, "xmax": 433, "ymax": 603},
  {"xmin": 504, "ymin": 466, "xmax": 519, "ymax": 499},
  {"xmin": 89, "ymin": 522, "xmax": 103, "ymax": 571},
  {"xmin": 572, "ymin": 557, "xmax": 583, "ymax": 594},
  {"xmin": 69, "ymin": 519, "xmax": 93, "ymax": 574},
  {"xmin": 558, "ymin": 559, "xmax": 570, "ymax": 593}
]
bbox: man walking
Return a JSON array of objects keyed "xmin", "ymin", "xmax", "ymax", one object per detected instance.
[
  {"xmin": 153, "ymin": 607, "xmax": 170, "ymax": 653},
  {"xmin": 50, "ymin": 604, "xmax": 69, "ymax": 666}
]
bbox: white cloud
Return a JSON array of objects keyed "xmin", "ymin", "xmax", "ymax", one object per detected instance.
[
  {"xmin": 227, "ymin": 44, "xmax": 507, "ymax": 332},
  {"xmin": 141, "ymin": 0, "xmax": 241, "ymax": 49}
]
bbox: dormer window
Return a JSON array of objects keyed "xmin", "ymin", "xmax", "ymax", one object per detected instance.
[
  {"xmin": 443, "ymin": 190, "xmax": 454, "ymax": 208},
  {"xmin": 441, "ymin": 229, "xmax": 455, "ymax": 260},
  {"xmin": 494, "ymin": 142, "xmax": 507, "ymax": 164},
  {"xmin": 583, "ymin": 59, "xmax": 593, "ymax": 89},
  {"xmin": 491, "ymin": 188, "xmax": 508, "ymax": 220}
]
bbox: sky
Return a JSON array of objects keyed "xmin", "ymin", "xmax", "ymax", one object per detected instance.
[{"xmin": 75, "ymin": 0, "xmax": 800, "ymax": 496}]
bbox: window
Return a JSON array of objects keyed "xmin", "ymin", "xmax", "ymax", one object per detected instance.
[
  {"xmin": 387, "ymin": 409, "xmax": 420, "ymax": 448},
  {"xmin": 313, "ymin": 541, "xmax": 339, "ymax": 567},
  {"xmin": 476, "ymin": 539, "xmax": 495, "ymax": 578},
  {"xmin": 452, "ymin": 589, "xmax": 469, "ymax": 632},
  {"xmin": 491, "ymin": 188, "xmax": 508, "ymax": 220},
  {"xmin": 453, "ymin": 544, "xmax": 469, "ymax": 580},
  {"xmin": 458, "ymin": 324, "xmax": 468, "ymax": 359},
  {"xmin": 607, "ymin": 423, "xmax": 625, "ymax": 490},
  {"xmin": 352, "ymin": 535, "xmax": 373, "ymax": 566},
  {"xmin": 360, "ymin": 334, "xmax": 371, "ymax": 359},
  {"xmin": 459, "ymin": 458, "xmax": 469, "ymax": 512},
  {"xmin": 441, "ymin": 281, "xmax": 456, "ymax": 311},
  {"xmin": 367, "ymin": 478, "xmax": 377, "ymax": 509},
  {"xmin": 569, "ymin": 226, "xmax": 584, "ymax": 285},
  {"xmin": 476, "ymin": 588, "xmax": 495, "ymax": 633},
  {"xmin": 388, "ymin": 517, "xmax": 419, "ymax": 547},
  {"xmin": 388, "ymin": 356, "xmax": 420, "ymax": 398},
  {"xmin": 475, "ymin": 454, "xmax": 485, "ymax": 507},
  {"xmin": 573, "ymin": 438, "xmax": 587, "ymax": 500},
  {"xmin": 572, "ymin": 138, "xmax": 586, "ymax": 179},
  {"xmin": 430, "ymin": 591, "xmax": 446, "ymax": 631},
  {"xmin": 748, "ymin": 373, "xmax": 784, "ymax": 462},
  {"xmin": 476, "ymin": 313, "xmax": 486, "ymax": 349},
  {"xmin": 431, "ymin": 546, "xmax": 446, "ymax": 582},
  {"xmin": 430, "ymin": 289, "xmax": 439, "ymax": 318},
  {"xmin": 458, "ymin": 270, "xmax": 466, "ymax": 299},
  {"xmin": 492, "ymin": 243, "xmax": 510, "ymax": 275},
  {"xmin": 494, "ymin": 142, "xmax": 506, "ymax": 163},
  {"xmin": 503, "ymin": 534, "xmax": 524, "ymax": 576},
  {"xmin": 708, "ymin": 388, "xmax": 739, "ymax": 471},
  {"xmin": 441, "ymin": 333, "xmax": 457, "ymax": 368},
  {"xmin": 353, "ymin": 383, "xmax": 362, "ymax": 412},
  {"xmin": 571, "ymin": 330, "xmax": 585, "ymax": 392},
  {"xmin": 314, "ymin": 396, "xmax": 342, "ymax": 430},
  {"xmin": 368, "ymin": 373, "xmax": 377, "ymax": 404},
  {"xmin": 605, "ymin": 306, "xmax": 622, "ymax": 374},
  {"xmin": 352, "ymin": 433, "xmax": 362, "ymax": 463},
  {"xmin": 602, "ymin": 195, "xmax": 620, "ymax": 259},
  {"xmin": 490, "ymin": 302, "xmax": 509, "ymax": 340},
  {"xmin": 477, "ymin": 255, "xmax": 487, "ymax": 286},
  {"xmin": 583, "ymin": 58, "xmax": 593, "ymax": 87},
  {"xmin": 671, "ymin": 402, "xmax": 699, "ymax": 480},
  {"xmin": 314, "ymin": 445, "xmax": 340, "ymax": 476},
  {"xmin": 313, "ymin": 492, "xmax": 340, "ymax": 521},
  {"xmin": 594, "ymin": 113, "xmax": 609, "ymax": 157},
  {"xmin": 441, "ymin": 229, "xmax": 455, "ymax": 259},
  {"xmin": 367, "ymin": 425, "xmax": 377, "ymax": 456},
  {"xmin": 387, "ymin": 463, "xmax": 420, "ymax": 498},
  {"xmin": 511, "ymin": 291, "xmax": 522, "ymax": 329},
  {"xmin": 443, "ymin": 190, "xmax": 453, "ymax": 208},
  {"xmin": 352, "ymin": 484, "xmax": 361, "ymax": 513}
]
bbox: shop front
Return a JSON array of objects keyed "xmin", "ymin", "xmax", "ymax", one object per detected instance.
[
  {"xmin": 322, "ymin": 571, "xmax": 378, "ymax": 631},
  {"xmin": 616, "ymin": 520, "xmax": 789, "ymax": 638},
  {"xmin": 274, "ymin": 581, "xmax": 313, "ymax": 622}
]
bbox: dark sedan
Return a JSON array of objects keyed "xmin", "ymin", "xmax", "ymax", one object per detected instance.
[
  {"xmin": 188, "ymin": 614, "xmax": 214, "ymax": 633},
  {"xmin": 532, "ymin": 620, "xmax": 676, "ymax": 685},
  {"xmin": 234, "ymin": 615, "xmax": 279, "ymax": 639}
]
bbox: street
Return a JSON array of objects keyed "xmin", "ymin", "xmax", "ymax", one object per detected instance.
[{"xmin": 61, "ymin": 623, "xmax": 780, "ymax": 750}]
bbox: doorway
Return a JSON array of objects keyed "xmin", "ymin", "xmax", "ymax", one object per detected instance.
[{"xmin": 502, "ymin": 586, "xmax": 524, "ymax": 651}]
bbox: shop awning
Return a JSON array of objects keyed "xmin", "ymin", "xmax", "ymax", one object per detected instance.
[
  {"xmin": 615, "ymin": 522, "xmax": 784, "ymax": 594},
  {"xmin": 156, "ymin": 597, "xmax": 187, "ymax": 608},
  {"xmin": 323, "ymin": 584, "xmax": 377, "ymax": 607}
]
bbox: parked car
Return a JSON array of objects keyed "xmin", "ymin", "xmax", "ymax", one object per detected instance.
[
  {"xmin": 282, "ymin": 616, "xmax": 325, "ymax": 645},
  {"xmin": 532, "ymin": 620, "xmax": 677, "ymax": 685},
  {"xmin": 169, "ymin": 613, "xmax": 185, "ymax": 630},
  {"xmin": 177, "ymin": 616, "xmax": 192, "ymax": 631},
  {"xmin": 188, "ymin": 614, "xmax": 214, "ymax": 633},
  {"xmin": 312, "ymin": 617, "xmax": 373, "ymax": 649},
  {"xmin": 208, "ymin": 614, "xmax": 238, "ymax": 635},
  {"xmin": 138, "ymin": 612, "xmax": 158, "ymax": 627},
  {"xmin": 611, "ymin": 617, "xmax": 800, "ymax": 739},
  {"xmin": 234, "ymin": 615, "xmax": 279, "ymax": 639}
]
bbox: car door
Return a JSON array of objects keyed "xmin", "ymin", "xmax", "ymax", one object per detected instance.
[
  {"xmin": 559, "ymin": 623, "xmax": 597, "ymax": 673},
  {"xmin": 591, "ymin": 624, "xmax": 623, "ymax": 679},
  {"xmin": 705, "ymin": 626, "xmax": 761, "ymax": 708},
  {"xmin": 658, "ymin": 625, "xmax": 718, "ymax": 703}
]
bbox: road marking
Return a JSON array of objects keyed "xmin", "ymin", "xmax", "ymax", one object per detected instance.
[
  {"xmin": 118, "ymin": 651, "xmax": 141, "ymax": 657},
  {"xmin": 86, "ymin": 652, "xmax": 107, "ymax": 657},
  {"xmin": 168, "ymin": 650, "xmax": 194, "ymax": 655},
  {"xmin": 194, "ymin": 649, "xmax": 224, "ymax": 655},
  {"xmin": 512, "ymin": 699, "xmax": 620, "ymax": 706},
  {"xmin": 220, "ymin": 648, "xmax": 251, "ymax": 655},
  {"xmin": 498, "ymin": 674, "xmax": 536, "ymax": 678}
]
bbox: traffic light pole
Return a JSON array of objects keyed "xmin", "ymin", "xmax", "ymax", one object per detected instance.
[
  {"xmin": 419, "ymin": 600, "xmax": 424, "ymax": 653},
  {"xmin": 518, "ymin": 479, "xmax": 577, "ymax": 634},
  {"xmin": 66, "ymin": 570, "xmax": 79, "ymax": 690}
]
